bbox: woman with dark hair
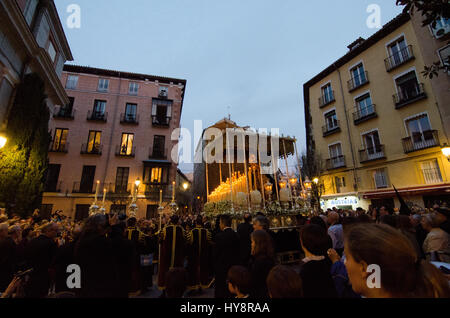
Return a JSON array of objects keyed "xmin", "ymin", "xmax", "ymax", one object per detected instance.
[
  {"xmin": 345, "ymin": 223, "xmax": 450, "ymax": 297},
  {"xmin": 227, "ymin": 265, "xmax": 251, "ymax": 298},
  {"xmin": 266, "ymin": 265, "xmax": 302, "ymax": 298},
  {"xmin": 299, "ymin": 224, "xmax": 337, "ymax": 298},
  {"xmin": 310, "ymin": 216, "xmax": 327, "ymax": 230},
  {"xmin": 248, "ymin": 230, "xmax": 275, "ymax": 298}
]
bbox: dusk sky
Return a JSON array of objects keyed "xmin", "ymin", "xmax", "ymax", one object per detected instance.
[{"xmin": 55, "ymin": 0, "xmax": 404, "ymax": 173}]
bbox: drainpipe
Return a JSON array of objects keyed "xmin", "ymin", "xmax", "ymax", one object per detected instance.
[{"xmin": 334, "ymin": 63, "xmax": 359, "ymax": 192}]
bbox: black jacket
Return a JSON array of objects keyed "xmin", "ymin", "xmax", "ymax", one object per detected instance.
[
  {"xmin": 237, "ymin": 222, "xmax": 253, "ymax": 265},
  {"xmin": 248, "ymin": 255, "xmax": 275, "ymax": 298},
  {"xmin": 300, "ymin": 258, "xmax": 337, "ymax": 298}
]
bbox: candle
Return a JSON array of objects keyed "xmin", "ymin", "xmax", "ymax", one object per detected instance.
[
  {"xmin": 159, "ymin": 189, "xmax": 163, "ymax": 206},
  {"xmin": 172, "ymin": 181, "xmax": 175, "ymax": 201},
  {"xmin": 94, "ymin": 180, "xmax": 100, "ymax": 203},
  {"xmin": 102, "ymin": 188, "xmax": 106, "ymax": 205}
]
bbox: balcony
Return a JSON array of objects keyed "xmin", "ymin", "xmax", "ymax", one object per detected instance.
[
  {"xmin": 81, "ymin": 143, "xmax": 103, "ymax": 155},
  {"xmin": 322, "ymin": 121, "xmax": 341, "ymax": 137},
  {"xmin": 49, "ymin": 142, "xmax": 69, "ymax": 153},
  {"xmin": 393, "ymin": 83, "xmax": 427, "ymax": 109},
  {"xmin": 115, "ymin": 145, "xmax": 136, "ymax": 158},
  {"xmin": 318, "ymin": 91, "xmax": 335, "ymax": 108},
  {"xmin": 149, "ymin": 147, "xmax": 168, "ymax": 160},
  {"xmin": 44, "ymin": 181, "xmax": 63, "ymax": 193},
  {"xmin": 353, "ymin": 104, "xmax": 377, "ymax": 125},
  {"xmin": 385, "ymin": 45, "xmax": 415, "ymax": 72},
  {"xmin": 152, "ymin": 115, "xmax": 171, "ymax": 127},
  {"xmin": 402, "ymin": 130, "xmax": 440, "ymax": 154},
  {"xmin": 326, "ymin": 155, "xmax": 346, "ymax": 170},
  {"xmin": 144, "ymin": 184, "xmax": 170, "ymax": 199},
  {"xmin": 120, "ymin": 113, "xmax": 139, "ymax": 125},
  {"xmin": 103, "ymin": 183, "xmax": 133, "ymax": 194},
  {"xmin": 72, "ymin": 182, "xmax": 95, "ymax": 194},
  {"xmin": 53, "ymin": 107, "xmax": 75, "ymax": 120},
  {"xmin": 359, "ymin": 145, "xmax": 386, "ymax": 163},
  {"xmin": 87, "ymin": 110, "xmax": 108, "ymax": 122},
  {"xmin": 348, "ymin": 71, "xmax": 369, "ymax": 92}
]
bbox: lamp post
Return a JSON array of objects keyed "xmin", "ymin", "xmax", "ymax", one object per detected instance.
[{"xmin": 0, "ymin": 132, "xmax": 7, "ymax": 149}]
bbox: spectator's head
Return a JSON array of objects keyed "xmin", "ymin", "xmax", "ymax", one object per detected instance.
[
  {"xmin": 345, "ymin": 223, "xmax": 450, "ymax": 298},
  {"xmin": 357, "ymin": 214, "xmax": 372, "ymax": 224},
  {"xmin": 253, "ymin": 215, "xmax": 269, "ymax": 232},
  {"xmin": 327, "ymin": 212, "xmax": 339, "ymax": 225},
  {"xmin": 127, "ymin": 217, "xmax": 137, "ymax": 228},
  {"xmin": 267, "ymin": 265, "xmax": 303, "ymax": 298},
  {"xmin": 227, "ymin": 266, "xmax": 251, "ymax": 297},
  {"xmin": 300, "ymin": 224, "xmax": 330, "ymax": 257},
  {"xmin": 165, "ymin": 268, "xmax": 187, "ymax": 298},
  {"xmin": 82, "ymin": 214, "xmax": 109, "ymax": 236},
  {"xmin": 379, "ymin": 206, "xmax": 391, "ymax": 217},
  {"xmin": 0, "ymin": 222, "xmax": 8, "ymax": 238},
  {"xmin": 41, "ymin": 222, "xmax": 59, "ymax": 239},
  {"xmin": 396, "ymin": 215, "xmax": 412, "ymax": 231},
  {"xmin": 195, "ymin": 215, "xmax": 203, "ymax": 227},
  {"xmin": 219, "ymin": 214, "xmax": 232, "ymax": 230},
  {"xmin": 435, "ymin": 207, "xmax": 450, "ymax": 224},
  {"xmin": 421, "ymin": 213, "xmax": 440, "ymax": 232},
  {"xmin": 310, "ymin": 216, "xmax": 327, "ymax": 230},
  {"xmin": 379, "ymin": 214, "xmax": 396, "ymax": 228},
  {"xmin": 170, "ymin": 215, "xmax": 179, "ymax": 225},
  {"xmin": 243, "ymin": 213, "xmax": 252, "ymax": 224},
  {"xmin": 251, "ymin": 230, "xmax": 274, "ymax": 258},
  {"xmin": 410, "ymin": 214, "xmax": 422, "ymax": 227}
]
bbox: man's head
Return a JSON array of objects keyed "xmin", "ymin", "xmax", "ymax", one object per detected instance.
[
  {"xmin": 219, "ymin": 214, "xmax": 232, "ymax": 231},
  {"xmin": 41, "ymin": 222, "xmax": 59, "ymax": 239},
  {"xmin": 127, "ymin": 217, "xmax": 137, "ymax": 228},
  {"xmin": 379, "ymin": 206, "xmax": 390, "ymax": 217},
  {"xmin": 435, "ymin": 207, "xmax": 450, "ymax": 225},
  {"xmin": 227, "ymin": 266, "xmax": 251, "ymax": 297},
  {"xmin": 243, "ymin": 213, "xmax": 252, "ymax": 224},
  {"xmin": 253, "ymin": 215, "xmax": 269, "ymax": 231},
  {"xmin": 327, "ymin": 212, "xmax": 339, "ymax": 225}
]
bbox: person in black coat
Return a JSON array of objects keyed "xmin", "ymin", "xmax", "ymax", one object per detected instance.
[
  {"xmin": 237, "ymin": 213, "xmax": 253, "ymax": 265},
  {"xmin": 0, "ymin": 223, "xmax": 16, "ymax": 292},
  {"xmin": 24, "ymin": 222, "xmax": 59, "ymax": 298},
  {"xmin": 248, "ymin": 230, "xmax": 275, "ymax": 298},
  {"xmin": 74, "ymin": 214, "xmax": 120, "ymax": 298},
  {"xmin": 213, "ymin": 214, "xmax": 240, "ymax": 298},
  {"xmin": 299, "ymin": 224, "xmax": 337, "ymax": 298}
]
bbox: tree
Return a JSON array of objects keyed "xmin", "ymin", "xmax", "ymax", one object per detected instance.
[
  {"xmin": 300, "ymin": 151, "xmax": 325, "ymax": 213},
  {"xmin": 0, "ymin": 73, "xmax": 51, "ymax": 217},
  {"xmin": 397, "ymin": 0, "xmax": 450, "ymax": 78}
]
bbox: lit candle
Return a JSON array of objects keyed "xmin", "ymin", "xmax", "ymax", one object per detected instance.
[
  {"xmin": 172, "ymin": 181, "xmax": 176, "ymax": 201},
  {"xmin": 102, "ymin": 188, "xmax": 106, "ymax": 205},
  {"xmin": 94, "ymin": 180, "xmax": 100, "ymax": 203},
  {"xmin": 159, "ymin": 189, "xmax": 163, "ymax": 206}
]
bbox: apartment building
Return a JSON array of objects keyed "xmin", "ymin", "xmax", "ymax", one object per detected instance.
[
  {"xmin": 303, "ymin": 13, "xmax": 450, "ymax": 211},
  {"xmin": 42, "ymin": 65, "xmax": 186, "ymax": 220},
  {"xmin": 0, "ymin": 0, "xmax": 73, "ymax": 128}
]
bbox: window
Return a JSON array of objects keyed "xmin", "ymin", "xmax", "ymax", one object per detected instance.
[
  {"xmin": 152, "ymin": 99, "xmax": 172, "ymax": 125},
  {"xmin": 406, "ymin": 114, "xmax": 432, "ymax": 144},
  {"xmin": 152, "ymin": 135, "xmax": 165, "ymax": 158},
  {"xmin": 79, "ymin": 166, "xmax": 96, "ymax": 193},
  {"xmin": 66, "ymin": 75, "xmax": 78, "ymax": 89},
  {"xmin": 144, "ymin": 166, "xmax": 168, "ymax": 184},
  {"xmin": 110, "ymin": 205, "xmax": 127, "ymax": 214},
  {"xmin": 321, "ymin": 84, "xmax": 334, "ymax": 104},
  {"xmin": 363, "ymin": 130, "xmax": 381, "ymax": 154},
  {"xmin": 438, "ymin": 45, "xmax": 450, "ymax": 74},
  {"xmin": 146, "ymin": 205, "xmax": 158, "ymax": 219},
  {"xmin": 115, "ymin": 167, "xmax": 130, "ymax": 192},
  {"xmin": 98, "ymin": 78, "xmax": 109, "ymax": 91},
  {"xmin": 328, "ymin": 143, "xmax": 345, "ymax": 168},
  {"xmin": 93, "ymin": 100, "xmax": 106, "ymax": 116},
  {"xmin": 129, "ymin": 82, "xmax": 139, "ymax": 95},
  {"xmin": 52, "ymin": 128, "xmax": 68, "ymax": 152},
  {"xmin": 125, "ymin": 103, "xmax": 137, "ymax": 120},
  {"xmin": 335, "ymin": 176, "xmax": 345, "ymax": 193},
  {"xmin": 373, "ymin": 168, "xmax": 388, "ymax": 189},
  {"xmin": 431, "ymin": 16, "xmax": 450, "ymax": 38},
  {"xmin": 120, "ymin": 133, "xmax": 134, "ymax": 156},
  {"xmin": 40, "ymin": 204, "xmax": 53, "ymax": 220},
  {"xmin": 75, "ymin": 205, "xmax": 90, "ymax": 221},
  {"xmin": 350, "ymin": 64, "xmax": 367, "ymax": 87},
  {"xmin": 87, "ymin": 131, "xmax": 101, "ymax": 153},
  {"xmin": 421, "ymin": 159, "xmax": 443, "ymax": 184},
  {"xmin": 355, "ymin": 94, "xmax": 374, "ymax": 117},
  {"xmin": 324, "ymin": 110, "xmax": 338, "ymax": 130},
  {"xmin": 329, "ymin": 143, "xmax": 343, "ymax": 159},
  {"xmin": 388, "ymin": 37, "xmax": 408, "ymax": 65},
  {"xmin": 45, "ymin": 164, "xmax": 61, "ymax": 192},
  {"xmin": 395, "ymin": 71, "xmax": 423, "ymax": 103},
  {"xmin": 47, "ymin": 38, "xmax": 57, "ymax": 63},
  {"xmin": 159, "ymin": 86, "xmax": 168, "ymax": 97}
]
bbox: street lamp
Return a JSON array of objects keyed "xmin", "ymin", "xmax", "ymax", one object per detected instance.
[
  {"xmin": 182, "ymin": 182, "xmax": 189, "ymax": 190},
  {"xmin": 313, "ymin": 177, "xmax": 319, "ymax": 184},
  {"xmin": 304, "ymin": 178, "xmax": 312, "ymax": 190},
  {"xmin": 0, "ymin": 132, "xmax": 7, "ymax": 149},
  {"xmin": 135, "ymin": 178, "xmax": 141, "ymax": 187},
  {"xmin": 442, "ymin": 144, "xmax": 450, "ymax": 162}
]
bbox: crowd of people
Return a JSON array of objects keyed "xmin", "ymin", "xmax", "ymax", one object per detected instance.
[{"xmin": 0, "ymin": 203, "xmax": 449, "ymax": 298}]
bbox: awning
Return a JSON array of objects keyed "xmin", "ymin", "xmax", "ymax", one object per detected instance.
[{"xmin": 362, "ymin": 184, "xmax": 450, "ymax": 199}]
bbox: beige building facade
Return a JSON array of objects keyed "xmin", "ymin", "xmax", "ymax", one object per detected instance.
[{"xmin": 303, "ymin": 13, "xmax": 450, "ymax": 211}]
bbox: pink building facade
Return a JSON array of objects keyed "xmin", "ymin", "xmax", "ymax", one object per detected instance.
[{"xmin": 42, "ymin": 65, "xmax": 186, "ymax": 220}]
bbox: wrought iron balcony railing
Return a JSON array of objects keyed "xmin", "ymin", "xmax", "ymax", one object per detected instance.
[
  {"xmin": 152, "ymin": 115, "xmax": 171, "ymax": 126},
  {"xmin": 359, "ymin": 145, "xmax": 386, "ymax": 163},
  {"xmin": 149, "ymin": 147, "xmax": 168, "ymax": 160},
  {"xmin": 81, "ymin": 143, "xmax": 103, "ymax": 155},
  {"xmin": 348, "ymin": 71, "xmax": 369, "ymax": 92},
  {"xmin": 44, "ymin": 181, "xmax": 63, "ymax": 193},
  {"xmin": 87, "ymin": 110, "xmax": 108, "ymax": 122},
  {"xmin": 326, "ymin": 155, "xmax": 346, "ymax": 170},
  {"xmin": 53, "ymin": 107, "xmax": 75, "ymax": 119},
  {"xmin": 385, "ymin": 45, "xmax": 415, "ymax": 72},
  {"xmin": 352, "ymin": 104, "xmax": 377, "ymax": 124},
  {"xmin": 72, "ymin": 182, "xmax": 96, "ymax": 194},
  {"xmin": 322, "ymin": 120, "xmax": 341, "ymax": 137},
  {"xmin": 402, "ymin": 130, "xmax": 440, "ymax": 153},
  {"xmin": 318, "ymin": 91, "xmax": 335, "ymax": 108},
  {"xmin": 120, "ymin": 113, "xmax": 139, "ymax": 124},
  {"xmin": 393, "ymin": 83, "xmax": 426, "ymax": 109},
  {"xmin": 115, "ymin": 145, "xmax": 136, "ymax": 157},
  {"xmin": 49, "ymin": 142, "xmax": 69, "ymax": 153}
]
